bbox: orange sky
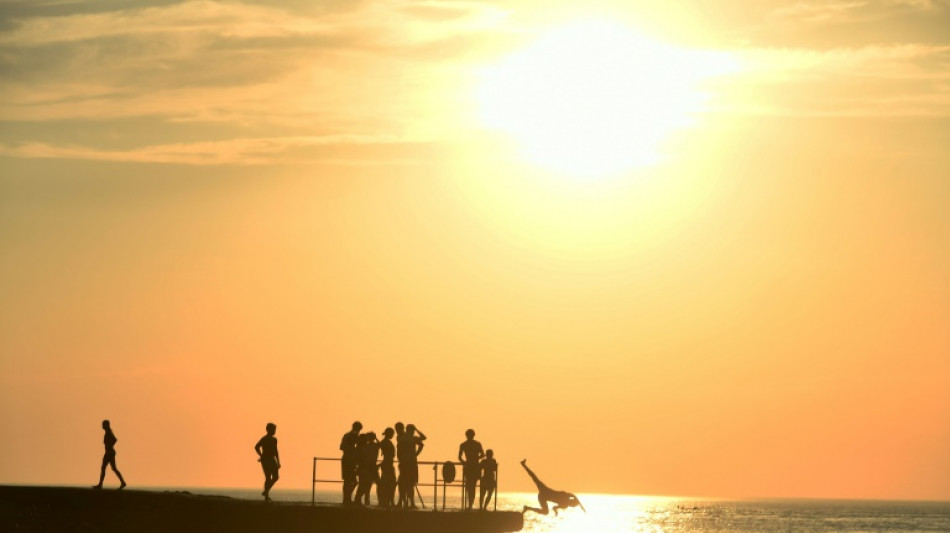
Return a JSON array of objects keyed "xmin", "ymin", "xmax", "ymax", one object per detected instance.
[{"xmin": 1, "ymin": 1, "xmax": 948, "ymax": 500}]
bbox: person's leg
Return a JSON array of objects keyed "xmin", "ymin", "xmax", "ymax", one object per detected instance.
[
  {"xmin": 384, "ymin": 465, "xmax": 396, "ymax": 507},
  {"xmin": 261, "ymin": 463, "xmax": 270, "ymax": 499},
  {"xmin": 354, "ymin": 478, "xmax": 365, "ymax": 506},
  {"xmin": 267, "ymin": 463, "xmax": 279, "ymax": 491},
  {"xmin": 343, "ymin": 461, "xmax": 357, "ymax": 504},
  {"xmin": 485, "ymin": 485, "xmax": 495, "ymax": 509},
  {"xmin": 396, "ymin": 465, "xmax": 405, "ymax": 507},
  {"xmin": 94, "ymin": 455, "xmax": 108, "ymax": 488},
  {"xmin": 523, "ymin": 495, "xmax": 550, "ymax": 515},
  {"xmin": 465, "ymin": 472, "xmax": 477, "ymax": 509},
  {"xmin": 520, "ymin": 459, "xmax": 545, "ymax": 491},
  {"xmin": 407, "ymin": 467, "xmax": 417, "ymax": 507},
  {"xmin": 109, "ymin": 456, "xmax": 126, "ymax": 489}
]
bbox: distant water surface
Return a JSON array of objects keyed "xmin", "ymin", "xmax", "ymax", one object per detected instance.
[{"xmin": 163, "ymin": 487, "xmax": 950, "ymax": 532}]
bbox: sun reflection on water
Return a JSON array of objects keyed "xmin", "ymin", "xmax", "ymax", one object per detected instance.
[{"xmin": 514, "ymin": 493, "xmax": 678, "ymax": 533}]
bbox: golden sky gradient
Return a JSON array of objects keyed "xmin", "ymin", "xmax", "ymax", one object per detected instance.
[{"xmin": 1, "ymin": 1, "xmax": 948, "ymax": 500}]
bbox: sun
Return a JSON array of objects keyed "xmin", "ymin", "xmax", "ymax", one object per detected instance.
[{"xmin": 476, "ymin": 20, "xmax": 736, "ymax": 178}]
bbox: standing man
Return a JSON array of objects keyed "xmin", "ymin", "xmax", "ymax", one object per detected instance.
[
  {"xmin": 400, "ymin": 423, "xmax": 427, "ymax": 508},
  {"xmin": 92, "ymin": 420, "xmax": 126, "ymax": 490},
  {"xmin": 377, "ymin": 427, "xmax": 397, "ymax": 508},
  {"xmin": 254, "ymin": 422, "xmax": 281, "ymax": 502},
  {"xmin": 395, "ymin": 422, "xmax": 408, "ymax": 507},
  {"xmin": 458, "ymin": 429, "xmax": 484, "ymax": 509},
  {"xmin": 340, "ymin": 421, "xmax": 362, "ymax": 505}
]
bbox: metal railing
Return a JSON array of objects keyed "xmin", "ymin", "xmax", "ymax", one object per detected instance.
[{"xmin": 312, "ymin": 456, "xmax": 498, "ymax": 511}]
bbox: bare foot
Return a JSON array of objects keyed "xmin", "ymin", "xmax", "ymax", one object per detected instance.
[
  {"xmin": 119, "ymin": 482, "xmax": 127, "ymax": 490},
  {"xmin": 92, "ymin": 485, "xmax": 102, "ymax": 490}
]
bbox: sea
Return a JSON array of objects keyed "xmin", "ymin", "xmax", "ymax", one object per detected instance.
[{"xmin": 160, "ymin": 487, "xmax": 950, "ymax": 532}]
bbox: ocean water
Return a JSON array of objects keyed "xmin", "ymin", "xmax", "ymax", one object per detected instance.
[{"xmin": 168, "ymin": 487, "xmax": 950, "ymax": 532}]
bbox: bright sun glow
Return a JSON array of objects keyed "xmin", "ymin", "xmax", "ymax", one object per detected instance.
[{"xmin": 477, "ymin": 21, "xmax": 739, "ymax": 177}]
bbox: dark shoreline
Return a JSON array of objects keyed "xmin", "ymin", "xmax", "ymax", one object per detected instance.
[{"xmin": 0, "ymin": 485, "xmax": 523, "ymax": 532}]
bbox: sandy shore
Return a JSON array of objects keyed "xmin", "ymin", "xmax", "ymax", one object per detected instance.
[{"xmin": 0, "ymin": 485, "xmax": 523, "ymax": 533}]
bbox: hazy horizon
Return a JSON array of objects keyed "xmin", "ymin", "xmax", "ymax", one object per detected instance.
[{"xmin": 1, "ymin": 1, "xmax": 948, "ymax": 502}]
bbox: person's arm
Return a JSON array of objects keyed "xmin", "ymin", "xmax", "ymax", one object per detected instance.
[
  {"xmin": 275, "ymin": 442, "xmax": 281, "ymax": 469},
  {"xmin": 458, "ymin": 444, "xmax": 464, "ymax": 463},
  {"xmin": 255, "ymin": 438, "xmax": 263, "ymax": 460},
  {"xmin": 414, "ymin": 428, "xmax": 427, "ymax": 441},
  {"xmin": 416, "ymin": 437, "xmax": 425, "ymax": 456}
]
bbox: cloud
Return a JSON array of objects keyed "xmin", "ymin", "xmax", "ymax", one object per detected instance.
[
  {"xmin": 0, "ymin": 0, "xmax": 509, "ymax": 132},
  {"xmin": 0, "ymin": 134, "xmax": 440, "ymax": 165},
  {"xmin": 772, "ymin": 1, "xmax": 868, "ymax": 24},
  {"xmin": 885, "ymin": 0, "xmax": 950, "ymax": 9},
  {"xmin": 769, "ymin": 0, "xmax": 950, "ymax": 25},
  {"xmin": 2, "ymin": 0, "xmax": 948, "ymax": 166},
  {"xmin": 715, "ymin": 43, "xmax": 950, "ymax": 116}
]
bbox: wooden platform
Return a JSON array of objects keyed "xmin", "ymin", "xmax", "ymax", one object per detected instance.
[{"xmin": 0, "ymin": 486, "xmax": 524, "ymax": 533}]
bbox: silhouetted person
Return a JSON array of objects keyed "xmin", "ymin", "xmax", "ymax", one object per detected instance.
[
  {"xmin": 397, "ymin": 423, "xmax": 426, "ymax": 508},
  {"xmin": 520, "ymin": 459, "xmax": 585, "ymax": 516},
  {"xmin": 458, "ymin": 428, "xmax": 484, "ymax": 510},
  {"xmin": 479, "ymin": 449, "xmax": 497, "ymax": 510},
  {"xmin": 354, "ymin": 432, "xmax": 379, "ymax": 506},
  {"xmin": 395, "ymin": 422, "xmax": 408, "ymax": 507},
  {"xmin": 340, "ymin": 421, "xmax": 362, "ymax": 505},
  {"xmin": 93, "ymin": 420, "xmax": 126, "ymax": 489},
  {"xmin": 254, "ymin": 422, "xmax": 281, "ymax": 502},
  {"xmin": 377, "ymin": 427, "xmax": 397, "ymax": 508}
]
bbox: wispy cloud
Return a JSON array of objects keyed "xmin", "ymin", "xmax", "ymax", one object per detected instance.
[
  {"xmin": 769, "ymin": 0, "xmax": 950, "ymax": 25},
  {"xmin": 2, "ymin": 0, "xmax": 948, "ymax": 165},
  {"xmin": 0, "ymin": 134, "xmax": 439, "ymax": 165},
  {"xmin": 716, "ymin": 43, "xmax": 950, "ymax": 116},
  {"xmin": 0, "ymin": 1, "xmax": 508, "ymax": 123},
  {"xmin": 772, "ymin": 1, "xmax": 868, "ymax": 24}
]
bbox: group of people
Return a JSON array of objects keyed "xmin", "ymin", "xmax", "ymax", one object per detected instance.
[
  {"xmin": 94, "ymin": 420, "xmax": 584, "ymax": 517},
  {"xmin": 340, "ymin": 421, "xmax": 498, "ymax": 511}
]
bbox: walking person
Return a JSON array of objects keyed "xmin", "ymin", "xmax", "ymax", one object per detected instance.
[
  {"xmin": 254, "ymin": 423, "xmax": 281, "ymax": 502},
  {"xmin": 377, "ymin": 427, "xmax": 397, "ymax": 508},
  {"xmin": 520, "ymin": 459, "xmax": 585, "ymax": 516},
  {"xmin": 340, "ymin": 421, "xmax": 362, "ymax": 505},
  {"xmin": 458, "ymin": 429, "xmax": 484, "ymax": 510},
  {"xmin": 479, "ymin": 449, "xmax": 498, "ymax": 510},
  {"xmin": 92, "ymin": 420, "xmax": 126, "ymax": 490}
]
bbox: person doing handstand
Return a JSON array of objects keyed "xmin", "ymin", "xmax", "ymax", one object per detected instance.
[{"xmin": 520, "ymin": 459, "xmax": 585, "ymax": 516}]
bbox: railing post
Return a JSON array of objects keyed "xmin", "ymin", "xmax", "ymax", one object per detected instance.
[
  {"xmin": 494, "ymin": 463, "xmax": 498, "ymax": 511},
  {"xmin": 311, "ymin": 457, "xmax": 317, "ymax": 506}
]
